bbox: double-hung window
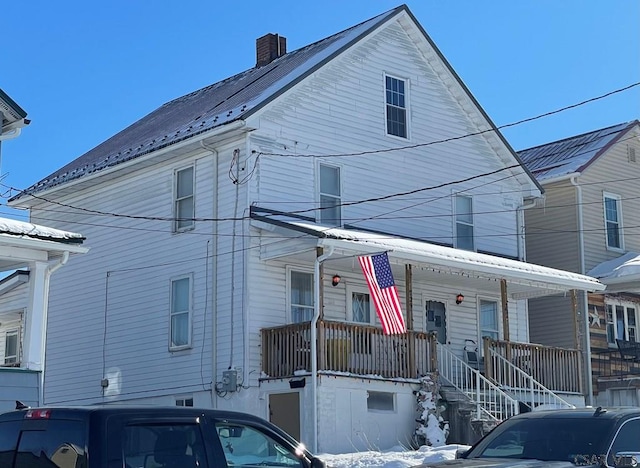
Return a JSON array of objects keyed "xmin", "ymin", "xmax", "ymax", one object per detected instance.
[
  {"xmin": 606, "ymin": 302, "xmax": 638, "ymax": 345},
  {"xmin": 170, "ymin": 275, "xmax": 192, "ymax": 350},
  {"xmin": 290, "ymin": 271, "xmax": 314, "ymax": 323},
  {"xmin": 385, "ymin": 75, "xmax": 407, "ymax": 138},
  {"xmin": 174, "ymin": 166, "xmax": 195, "ymax": 232},
  {"xmin": 455, "ymin": 194, "xmax": 474, "ymax": 251},
  {"xmin": 603, "ymin": 192, "xmax": 623, "ymax": 250},
  {"xmin": 348, "ymin": 285, "xmax": 373, "ymax": 324},
  {"xmin": 319, "ymin": 164, "xmax": 341, "ymax": 226},
  {"xmin": 4, "ymin": 329, "xmax": 18, "ymax": 365}
]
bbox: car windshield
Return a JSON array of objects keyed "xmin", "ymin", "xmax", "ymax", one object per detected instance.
[{"xmin": 467, "ymin": 416, "xmax": 616, "ymax": 464}]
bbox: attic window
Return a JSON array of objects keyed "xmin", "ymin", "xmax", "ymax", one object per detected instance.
[{"xmin": 385, "ymin": 75, "xmax": 408, "ymax": 139}]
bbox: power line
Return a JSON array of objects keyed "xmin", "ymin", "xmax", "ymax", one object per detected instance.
[{"xmin": 256, "ymin": 82, "xmax": 639, "ymax": 158}]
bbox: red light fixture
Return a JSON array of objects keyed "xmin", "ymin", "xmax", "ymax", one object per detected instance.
[
  {"xmin": 332, "ymin": 274, "xmax": 341, "ymax": 287},
  {"xmin": 456, "ymin": 293, "xmax": 464, "ymax": 305}
]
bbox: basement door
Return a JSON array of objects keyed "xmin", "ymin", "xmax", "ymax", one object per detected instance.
[
  {"xmin": 268, "ymin": 392, "xmax": 300, "ymax": 441},
  {"xmin": 425, "ymin": 300, "xmax": 447, "ymax": 344}
]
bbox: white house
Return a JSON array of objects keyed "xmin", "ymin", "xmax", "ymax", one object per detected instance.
[
  {"xmin": 0, "ymin": 86, "xmax": 88, "ymax": 412},
  {"xmin": 9, "ymin": 6, "xmax": 603, "ymax": 450}
]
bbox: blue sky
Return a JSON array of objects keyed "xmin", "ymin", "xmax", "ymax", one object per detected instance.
[{"xmin": 2, "ymin": 1, "xmax": 638, "ymax": 221}]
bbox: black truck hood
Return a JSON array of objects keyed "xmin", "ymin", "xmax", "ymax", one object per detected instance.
[{"xmin": 412, "ymin": 458, "xmax": 597, "ymax": 468}]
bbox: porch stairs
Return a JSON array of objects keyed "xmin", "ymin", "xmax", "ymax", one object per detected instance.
[{"xmin": 436, "ymin": 343, "xmax": 575, "ymax": 441}]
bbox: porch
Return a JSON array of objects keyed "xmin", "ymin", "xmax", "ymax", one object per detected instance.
[{"xmin": 260, "ymin": 322, "xmax": 583, "ymax": 395}]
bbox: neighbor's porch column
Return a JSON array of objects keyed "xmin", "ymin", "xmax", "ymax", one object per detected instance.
[{"xmin": 22, "ymin": 260, "xmax": 49, "ymax": 371}]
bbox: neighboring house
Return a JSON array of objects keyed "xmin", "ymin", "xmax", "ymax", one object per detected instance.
[
  {"xmin": 9, "ymin": 6, "xmax": 603, "ymax": 450},
  {"xmin": 0, "ymin": 88, "xmax": 88, "ymax": 412},
  {"xmin": 520, "ymin": 120, "xmax": 640, "ymax": 407},
  {"xmin": 0, "ymin": 217, "xmax": 87, "ymax": 412}
]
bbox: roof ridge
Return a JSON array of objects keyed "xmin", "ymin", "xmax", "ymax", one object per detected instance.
[{"xmin": 519, "ymin": 121, "xmax": 634, "ymax": 153}]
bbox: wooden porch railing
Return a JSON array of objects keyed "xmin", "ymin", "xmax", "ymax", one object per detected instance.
[
  {"xmin": 592, "ymin": 348, "xmax": 640, "ymax": 379},
  {"xmin": 484, "ymin": 338, "xmax": 582, "ymax": 394},
  {"xmin": 261, "ymin": 320, "xmax": 438, "ymax": 379}
]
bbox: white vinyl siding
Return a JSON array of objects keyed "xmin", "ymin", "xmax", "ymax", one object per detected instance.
[
  {"xmin": 170, "ymin": 275, "xmax": 192, "ymax": 350},
  {"xmin": 455, "ymin": 194, "xmax": 474, "ymax": 251},
  {"xmin": 385, "ymin": 75, "xmax": 408, "ymax": 138},
  {"xmin": 319, "ymin": 164, "xmax": 341, "ymax": 226},
  {"xmin": 290, "ymin": 270, "xmax": 314, "ymax": 323},
  {"xmin": 174, "ymin": 166, "xmax": 195, "ymax": 232},
  {"xmin": 603, "ymin": 192, "xmax": 623, "ymax": 250}
]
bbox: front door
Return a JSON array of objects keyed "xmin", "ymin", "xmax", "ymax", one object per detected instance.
[
  {"xmin": 268, "ymin": 392, "xmax": 300, "ymax": 440},
  {"xmin": 426, "ymin": 300, "xmax": 446, "ymax": 344}
]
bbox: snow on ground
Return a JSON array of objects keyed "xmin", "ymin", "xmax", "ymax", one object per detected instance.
[{"xmin": 317, "ymin": 444, "xmax": 469, "ymax": 467}]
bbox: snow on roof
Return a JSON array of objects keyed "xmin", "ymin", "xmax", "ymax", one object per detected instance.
[
  {"xmin": 518, "ymin": 121, "xmax": 638, "ymax": 182},
  {"xmin": 588, "ymin": 252, "xmax": 640, "ymax": 284},
  {"xmin": 0, "ymin": 217, "xmax": 84, "ymax": 244},
  {"xmin": 279, "ymin": 220, "xmax": 604, "ymax": 292}
]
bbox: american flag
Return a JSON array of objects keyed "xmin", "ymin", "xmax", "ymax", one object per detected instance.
[{"xmin": 358, "ymin": 252, "xmax": 406, "ymax": 335}]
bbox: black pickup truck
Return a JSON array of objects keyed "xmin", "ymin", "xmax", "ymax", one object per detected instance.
[{"xmin": 0, "ymin": 405, "xmax": 327, "ymax": 468}]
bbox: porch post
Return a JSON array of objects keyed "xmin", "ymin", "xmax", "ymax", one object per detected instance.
[
  {"xmin": 22, "ymin": 260, "xmax": 49, "ymax": 373},
  {"xmin": 405, "ymin": 264, "xmax": 415, "ymax": 377},
  {"xmin": 500, "ymin": 279, "xmax": 509, "ymax": 341}
]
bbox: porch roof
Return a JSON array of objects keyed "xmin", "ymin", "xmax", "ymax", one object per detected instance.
[
  {"xmin": 587, "ymin": 252, "xmax": 640, "ymax": 293},
  {"xmin": 253, "ymin": 218, "xmax": 604, "ymax": 299}
]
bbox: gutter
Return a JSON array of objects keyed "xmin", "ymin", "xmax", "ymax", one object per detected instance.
[
  {"xmin": 200, "ymin": 140, "xmax": 219, "ymax": 408},
  {"xmin": 311, "ymin": 246, "xmax": 334, "ymax": 453},
  {"xmin": 39, "ymin": 251, "xmax": 70, "ymax": 405},
  {"xmin": 570, "ymin": 175, "xmax": 593, "ymax": 406}
]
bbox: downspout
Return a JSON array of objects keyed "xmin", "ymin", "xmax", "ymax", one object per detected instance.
[
  {"xmin": 39, "ymin": 251, "xmax": 70, "ymax": 405},
  {"xmin": 570, "ymin": 175, "xmax": 593, "ymax": 405},
  {"xmin": 311, "ymin": 246, "xmax": 334, "ymax": 453},
  {"xmin": 516, "ymin": 197, "xmax": 537, "ymax": 342},
  {"xmin": 200, "ymin": 140, "xmax": 219, "ymax": 408}
]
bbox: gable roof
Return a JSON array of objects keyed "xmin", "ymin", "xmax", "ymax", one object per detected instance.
[
  {"xmin": 11, "ymin": 6, "xmax": 402, "ymax": 201},
  {"xmin": 518, "ymin": 120, "xmax": 639, "ymax": 182},
  {"xmin": 12, "ymin": 4, "xmax": 540, "ymax": 202}
]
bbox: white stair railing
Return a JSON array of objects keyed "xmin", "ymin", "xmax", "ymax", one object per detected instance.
[
  {"xmin": 437, "ymin": 342, "xmax": 519, "ymax": 422},
  {"xmin": 487, "ymin": 349, "xmax": 575, "ymax": 411}
]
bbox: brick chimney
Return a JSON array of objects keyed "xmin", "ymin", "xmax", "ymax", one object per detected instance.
[{"xmin": 256, "ymin": 33, "xmax": 286, "ymax": 67}]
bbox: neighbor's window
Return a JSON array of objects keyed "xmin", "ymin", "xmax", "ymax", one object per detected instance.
[
  {"xmin": 319, "ymin": 164, "xmax": 341, "ymax": 226},
  {"xmin": 603, "ymin": 192, "xmax": 623, "ymax": 250},
  {"xmin": 606, "ymin": 302, "xmax": 638, "ymax": 345},
  {"xmin": 176, "ymin": 397, "xmax": 194, "ymax": 407},
  {"xmin": 291, "ymin": 271, "xmax": 314, "ymax": 323},
  {"xmin": 480, "ymin": 300, "xmax": 499, "ymax": 341},
  {"xmin": 385, "ymin": 75, "xmax": 407, "ymax": 138},
  {"xmin": 174, "ymin": 166, "xmax": 195, "ymax": 232},
  {"xmin": 367, "ymin": 391, "xmax": 395, "ymax": 411},
  {"xmin": 455, "ymin": 194, "xmax": 474, "ymax": 250},
  {"xmin": 4, "ymin": 329, "xmax": 18, "ymax": 365},
  {"xmin": 170, "ymin": 275, "xmax": 192, "ymax": 349}
]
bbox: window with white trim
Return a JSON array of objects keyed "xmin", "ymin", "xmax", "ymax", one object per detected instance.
[
  {"xmin": 385, "ymin": 75, "xmax": 407, "ymax": 138},
  {"xmin": 176, "ymin": 396, "xmax": 194, "ymax": 407},
  {"xmin": 367, "ymin": 391, "xmax": 395, "ymax": 412},
  {"xmin": 606, "ymin": 302, "xmax": 638, "ymax": 345},
  {"xmin": 480, "ymin": 300, "xmax": 499, "ymax": 341},
  {"xmin": 455, "ymin": 194, "xmax": 474, "ymax": 251},
  {"xmin": 319, "ymin": 164, "xmax": 341, "ymax": 226},
  {"xmin": 4, "ymin": 329, "xmax": 18, "ymax": 365},
  {"xmin": 603, "ymin": 192, "xmax": 623, "ymax": 250},
  {"xmin": 170, "ymin": 275, "xmax": 192, "ymax": 350},
  {"xmin": 348, "ymin": 285, "xmax": 374, "ymax": 324},
  {"xmin": 174, "ymin": 166, "xmax": 195, "ymax": 232},
  {"xmin": 290, "ymin": 270, "xmax": 314, "ymax": 323}
]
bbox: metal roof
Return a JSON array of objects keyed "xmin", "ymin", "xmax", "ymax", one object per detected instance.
[
  {"xmin": 11, "ymin": 6, "xmax": 402, "ymax": 201},
  {"xmin": 518, "ymin": 120, "xmax": 639, "ymax": 182}
]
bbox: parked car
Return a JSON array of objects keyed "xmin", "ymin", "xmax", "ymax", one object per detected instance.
[
  {"xmin": 0, "ymin": 404, "xmax": 327, "ymax": 468},
  {"xmin": 412, "ymin": 407, "xmax": 640, "ymax": 468}
]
